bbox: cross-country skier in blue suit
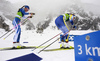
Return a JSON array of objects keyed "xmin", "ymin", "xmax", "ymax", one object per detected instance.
[
  {"xmin": 12, "ymin": 5, "xmax": 35, "ymax": 48},
  {"xmin": 55, "ymin": 13, "xmax": 76, "ymax": 49}
]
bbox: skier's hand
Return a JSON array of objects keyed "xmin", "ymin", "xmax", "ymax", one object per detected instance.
[
  {"xmin": 30, "ymin": 13, "xmax": 35, "ymax": 15},
  {"xmin": 27, "ymin": 16, "xmax": 33, "ymax": 18},
  {"xmin": 73, "ymin": 26, "xmax": 76, "ymax": 29}
]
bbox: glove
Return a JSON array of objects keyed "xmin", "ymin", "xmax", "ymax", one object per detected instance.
[
  {"xmin": 73, "ymin": 26, "xmax": 76, "ymax": 29},
  {"xmin": 27, "ymin": 16, "xmax": 33, "ymax": 18},
  {"xmin": 30, "ymin": 13, "xmax": 35, "ymax": 15}
]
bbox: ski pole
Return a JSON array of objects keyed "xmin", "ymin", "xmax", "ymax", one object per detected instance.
[
  {"xmin": 3, "ymin": 30, "xmax": 15, "ymax": 40},
  {"xmin": 0, "ymin": 19, "xmax": 26, "ymax": 39},
  {"xmin": 32, "ymin": 32, "xmax": 63, "ymax": 51},
  {"xmin": 38, "ymin": 29, "xmax": 72, "ymax": 54},
  {"xmin": 0, "ymin": 16, "xmax": 30, "ymax": 39},
  {"xmin": 0, "ymin": 29, "xmax": 12, "ymax": 39},
  {"xmin": 3, "ymin": 18, "xmax": 30, "ymax": 40}
]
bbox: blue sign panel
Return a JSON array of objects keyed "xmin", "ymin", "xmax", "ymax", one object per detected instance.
[
  {"xmin": 74, "ymin": 30, "xmax": 100, "ymax": 61},
  {"xmin": 59, "ymin": 34, "xmax": 78, "ymax": 42},
  {"xmin": 7, "ymin": 53, "xmax": 42, "ymax": 61}
]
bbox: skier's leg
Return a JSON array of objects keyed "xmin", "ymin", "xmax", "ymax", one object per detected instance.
[
  {"xmin": 55, "ymin": 15, "xmax": 66, "ymax": 48},
  {"xmin": 12, "ymin": 18, "xmax": 22, "ymax": 48},
  {"xmin": 16, "ymin": 28, "xmax": 25, "ymax": 48},
  {"xmin": 59, "ymin": 26, "xmax": 71, "ymax": 48},
  {"xmin": 65, "ymin": 32, "xmax": 74, "ymax": 48},
  {"xmin": 12, "ymin": 19, "xmax": 18, "ymax": 47},
  {"xmin": 60, "ymin": 34, "xmax": 65, "ymax": 48},
  {"xmin": 65, "ymin": 34, "xmax": 70, "ymax": 48},
  {"xmin": 13, "ymin": 18, "xmax": 21, "ymax": 43},
  {"xmin": 65, "ymin": 34, "xmax": 69, "ymax": 42},
  {"xmin": 16, "ymin": 28, "xmax": 21, "ymax": 43}
]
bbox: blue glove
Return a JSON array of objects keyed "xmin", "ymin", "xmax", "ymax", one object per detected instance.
[
  {"xmin": 73, "ymin": 26, "xmax": 76, "ymax": 29},
  {"xmin": 28, "ymin": 16, "xmax": 33, "ymax": 18}
]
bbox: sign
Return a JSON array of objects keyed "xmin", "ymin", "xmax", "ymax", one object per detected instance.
[
  {"xmin": 7, "ymin": 53, "xmax": 42, "ymax": 61},
  {"xmin": 74, "ymin": 30, "xmax": 100, "ymax": 61},
  {"xmin": 59, "ymin": 35, "xmax": 78, "ymax": 42},
  {"xmin": 69, "ymin": 35, "xmax": 78, "ymax": 41}
]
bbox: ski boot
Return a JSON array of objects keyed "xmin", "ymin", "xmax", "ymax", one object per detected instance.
[
  {"xmin": 13, "ymin": 42, "xmax": 25, "ymax": 49},
  {"xmin": 64, "ymin": 46, "xmax": 74, "ymax": 49},
  {"xmin": 60, "ymin": 42, "xmax": 65, "ymax": 49}
]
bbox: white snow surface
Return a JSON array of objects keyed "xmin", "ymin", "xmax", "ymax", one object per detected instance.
[
  {"xmin": 0, "ymin": 26, "xmax": 95, "ymax": 61},
  {"xmin": 0, "ymin": 16, "xmax": 95, "ymax": 61}
]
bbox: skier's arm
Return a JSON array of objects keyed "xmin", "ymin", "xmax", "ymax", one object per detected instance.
[
  {"xmin": 70, "ymin": 20, "xmax": 77, "ymax": 28},
  {"xmin": 21, "ymin": 8, "xmax": 35, "ymax": 15},
  {"xmin": 22, "ymin": 15, "xmax": 33, "ymax": 20},
  {"xmin": 29, "ymin": 13, "xmax": 35, "ymax": 15},
  {"xmin": 22, "ymin": 16, "xmax": 27, "ymax": 20},
  {"xmin": 70, "ymin": 20, "xmax": 74, "ymax": 25}
]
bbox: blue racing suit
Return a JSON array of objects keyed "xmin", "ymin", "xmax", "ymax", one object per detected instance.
[
  {"xmin": 55, "ymin": 13, "xmax": 74, "ymax": 42},
  {"xmin": 12, "ymin": 8, "xmax": 29, "ymax": 43}
]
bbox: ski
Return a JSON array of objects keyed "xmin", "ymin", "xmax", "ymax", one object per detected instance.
[
  {"xmin": 38, "ymin": 29, "xmax": 72, "ymax": 53},
  {"xmin": 0, "ymin": 16, "xmax": 32, "ymax": 39},
  {"xmin": 44, "ymin": 47, "xmax": 74, "ymax": 51},
  {"xmin": 0, "ymin": 46, "xmax": 46, "ymax": 51},
  {"xmin": 32, "ymin": 32, "xmax": 62, "ymax": 51}
]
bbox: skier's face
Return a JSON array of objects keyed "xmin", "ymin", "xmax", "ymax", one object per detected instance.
[
  {"xmin": 73, "ymin": 17, "xmax": 75, "ymax": 21},
  {"xmin": 25, "ymin": 8, "xmax": 29, "ymax": 12}
]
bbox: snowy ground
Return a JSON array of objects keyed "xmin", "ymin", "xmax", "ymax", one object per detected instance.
[{"xmin": 0, "ymin": 28, "xmax": 95, "ymax": 61}]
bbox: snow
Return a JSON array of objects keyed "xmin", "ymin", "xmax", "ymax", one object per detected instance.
[
  {"xmin": 0, "ymin": 12, "xmax": 96, "ymax": 61},
  {"xmin": 0, "ymin": 2, "xmax": 96, "ymax": 61},
  {"xmin": 0, "ymin": 15, "xmax": 95, "ymax": 61},
  {"xmin": 0, "ymin": 0, "xmax": 99, "ymax": 60},
  {"xmin": 98, "ymin": 23, "xmax": 100, "ymax": 30},
  {"xmin": 0, "ymin": 26, "xmax": 95, "ymax": 61},
  {"xmin": 40, "ymin": 50, "xmax": 75, "ymax": 61},
  {"xmin": 4, "ymin": 18, "xmax": 13, "ymax": 29}
]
